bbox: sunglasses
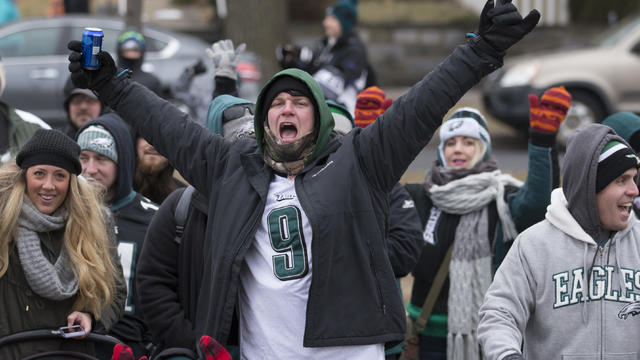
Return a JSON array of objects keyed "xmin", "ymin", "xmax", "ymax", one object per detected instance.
[{"xmin": 222, "ymin": 104, "xmax": 255, "ymax": 124}]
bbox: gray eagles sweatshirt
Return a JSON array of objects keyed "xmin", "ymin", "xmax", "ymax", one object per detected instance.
[{"xmin": 477, "ymin": 124, "xmax": 640, "ymax": 360}]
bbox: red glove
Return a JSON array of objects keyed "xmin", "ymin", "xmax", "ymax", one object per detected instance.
[
  {"xmin": 354, "ymin": 86, "xmax": 393, "ymax": 128},
  {"xmin": 199, "ymin": 335, "xmax": 232, "ymax": 360},
  {"xmin": 529, "ymin": 86, "xmax": 572, "ymax": 133},
  {"xmin": 111, "ymin": 343, "xmax": 147, "ymax": 360}
]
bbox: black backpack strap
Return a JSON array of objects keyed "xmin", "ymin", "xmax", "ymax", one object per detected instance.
[{"xmin": 174, "ymin": 185, "xmax": 196, "ymax": 245}]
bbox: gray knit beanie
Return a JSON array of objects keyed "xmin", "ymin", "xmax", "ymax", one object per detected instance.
[{"xmin": 76, "ymin": 125, "xmax": 118, "ymax": 163}]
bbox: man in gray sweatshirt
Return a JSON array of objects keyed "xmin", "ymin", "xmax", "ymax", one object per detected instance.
[{"xmin": 478, "ymin": 123, "xmax": 640, "ymax": 360}]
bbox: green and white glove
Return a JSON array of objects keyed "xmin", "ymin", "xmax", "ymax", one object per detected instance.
[{"xmin": 205, "ymin": 39, "xmax": 246, "ymax": 81}]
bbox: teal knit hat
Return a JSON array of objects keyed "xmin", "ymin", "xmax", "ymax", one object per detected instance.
[
  {"xmin": 602, "ymin": 112, "xmax": 640, "ymax": 153},
  {"xmin": 326, "ymin": 0, "xmax": 358, "ymax": 34}
]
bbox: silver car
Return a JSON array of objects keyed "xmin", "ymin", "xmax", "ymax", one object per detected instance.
[
  {"xmin": 482, "ymin": 15, "xmax": 640, "ymax": 145},
  {"xmin": 0, "ymin": 15, "xmax": 260, "ymax": 129}
]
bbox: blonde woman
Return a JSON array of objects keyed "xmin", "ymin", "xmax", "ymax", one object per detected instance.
[
  {"xmin": 0, "ymin": 129, "xmax": 125, "ymax": 358},
  {"xmin": 406, "ymin": 88, "xmax": 571, "ymax": 360}
]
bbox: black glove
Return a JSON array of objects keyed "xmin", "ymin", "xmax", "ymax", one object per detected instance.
[
  {"xmin": 67, "ymin": 40, "xmax": 117, "ymax": 90},
  {"xmin": 189, "ymin": 59, "xmax": 207, "ymax": 76},
  {"xmin": 275, "ymin": 43, "xmax": 300, "ymax": 68},
  {"xmin": 477, "ymin": 0, "xmax": 540, "ymax": 54}
]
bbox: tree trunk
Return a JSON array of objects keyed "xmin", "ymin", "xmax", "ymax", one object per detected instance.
[
  {"xmin": 223, "ymin": 0, "xmax": 288, "ymax": 85},
  {"xmin": 125, "ymin": 0, "xmax": 143, "ymax": 31}
]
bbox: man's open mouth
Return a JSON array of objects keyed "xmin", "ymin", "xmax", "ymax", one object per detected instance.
[{"xmin": 280, "ymin": 122, "xmax": 298, "ymax": 141}]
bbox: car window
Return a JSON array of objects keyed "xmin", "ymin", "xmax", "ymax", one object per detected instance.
[
  {"xmin": 144, "ymin": 36, "xmax": 167, "ymax": 53},
  {"xmin": 594, "ymin": 16, "xmax": 640, "ymax": 47},
  {"xmin": 0, "ymin": 27, "xmax": 65, "ymax": 57},
  {"xmin": 70, "ymin": 26, "xmax": 167, "ymax": 54}
]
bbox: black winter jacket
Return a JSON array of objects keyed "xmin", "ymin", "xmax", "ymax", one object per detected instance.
[
  {"xmin": 387, "ymin": 183, "xmax": 422, "ymax": 278},
  {"xmin": 0, "ymin": 228, "xmax": 125, "ymax": 359},
  {"xmin": 137, "ymin": 188, "xmax": 208, "ymax": 351},
  {"xmin": 308, "ymin": 31, "xmax": 369, "ymax": 86},
  {"xmin": 94, "ymin": 36, "xmax": 502, "ymax": 348}
]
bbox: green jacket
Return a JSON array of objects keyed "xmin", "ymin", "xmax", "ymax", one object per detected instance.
[{"xmin": 1, "ymin": 100, "xmax": 49, "ymax": 163}]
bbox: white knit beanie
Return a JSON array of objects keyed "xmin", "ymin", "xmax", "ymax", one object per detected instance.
[{"xmin": 437, "ymin": 107, "xmax": 492, "ymax": 167}]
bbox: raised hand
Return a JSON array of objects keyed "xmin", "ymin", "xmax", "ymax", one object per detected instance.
[
  {"xmin": 67, "ymin": 40, "xmax": 117, "ymax": 91},
  {"xmin": 205, "ymin": 39, "xmax": 246, "ymax": 81},
  {"xmin": 477, "ymin": 0, "xmax": 540, "ymax": 54},
  {"xmin": 354, "ymin": 86, "xmax": 393, "ymax": 128},
  {"xmin": 529, "ymin": 86, "xmax": 572, "ymax": 133}
]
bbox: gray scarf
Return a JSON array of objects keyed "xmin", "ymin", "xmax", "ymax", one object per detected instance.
[
  {"xmin": 16, "ymin": 198, "xmax": 78, "ymax": 301},
  {"xmin": 427, "ymin": 163, "xmax": 522, "ymax": 360}
]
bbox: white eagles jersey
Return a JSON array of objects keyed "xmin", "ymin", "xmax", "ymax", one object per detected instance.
[{"xmin": 239, "ymin": 175, "xmax": 383, "ymax": 359}]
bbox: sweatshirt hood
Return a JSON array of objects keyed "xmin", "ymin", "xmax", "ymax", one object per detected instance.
[
  {"xmin": 254, "ymin": 68, "xmax": 334, "ymax": 164},
  {"xmin": 76, "ymin": 113, "xmax": 135, "ymax": 205},
  {"xmin": 562, "ymin": 124, "xmax": 632, "ymax": 243},
  {"xmin": 602, "ymin": 112, "xmax": 640, "ymax": 152},
  {"xmin": 546, "ymin": 188, "xmax": 597, "ymax": 245},
  {"xmin": 206, "ymin": 94, "xmax": 254, "ymax": 136}
]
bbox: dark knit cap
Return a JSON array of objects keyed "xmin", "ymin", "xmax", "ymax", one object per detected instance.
[
  {"xmin": 16, "ymin": 129, "xmax": 82, "ymax": 175},
  {"xmin": 327, "ymin": 0, "xmax": 358, "ymax": 34},
  {"xmin": 596, "ymin": 140, "xmax": 640, "ymax": 193},
  {"xmin": 261, "ymin": 75, "xmax": 317, "ymax": 124}
]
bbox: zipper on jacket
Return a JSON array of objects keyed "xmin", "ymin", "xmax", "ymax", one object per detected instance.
[{"xmin": 599, "ymin": 247, "xmax": 604, "ymax": 360}]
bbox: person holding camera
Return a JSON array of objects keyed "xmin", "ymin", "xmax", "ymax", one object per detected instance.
[
  {"xmin": 0, "ymin": 129, "xmax": 125, "ymax": 359},
  {"xmin": 277, "ymin": 0, "xmax": 371, "ymax": 114}
]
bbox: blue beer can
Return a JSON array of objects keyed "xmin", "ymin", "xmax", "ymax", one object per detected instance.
[{"xmin": 81, "ymin": 27, "xmax": 103, "ymax": 70}]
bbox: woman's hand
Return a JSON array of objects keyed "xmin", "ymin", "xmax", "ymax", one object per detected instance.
[{"xmin": 67, "ymin": 311, "xmax": 92, "ymax": 339}]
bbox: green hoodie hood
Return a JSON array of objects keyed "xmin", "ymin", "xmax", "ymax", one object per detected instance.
[
  {"xmin": 254, "ymin": 68, "xmax": 335, "ymax": 165},
  {"xmin": 206, "ymin": 94, "xmax": 254, "ymax": 136}
]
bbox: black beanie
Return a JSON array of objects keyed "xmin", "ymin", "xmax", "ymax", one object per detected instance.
[
  {"xmin": 16, "ymin": 129, "xmax": 82, "ymax": 175},
  {"xmin": 596, "ymin": 140, "xmax": 640, "ymax": 193},
  {"xmin": 262, "ymin": 75, "xmax": 317, "ymax": 124}
]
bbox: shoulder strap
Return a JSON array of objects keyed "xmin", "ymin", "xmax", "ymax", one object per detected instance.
[
  {"xmin": 174, "ymin": 186, "xmax": 196, "ymax": 244},
  {"xmin": 415, "ymin": 243, "xmax": 454, "ymax": 333}
]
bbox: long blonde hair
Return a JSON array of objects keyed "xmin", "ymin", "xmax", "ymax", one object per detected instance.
[
  {"xmin": 468, "ymin": 139, "xmax": 487, "ymax": 169},
  {"xmin": 0, "ymin": 162, "xmax": 118, "ymax": 319}
]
